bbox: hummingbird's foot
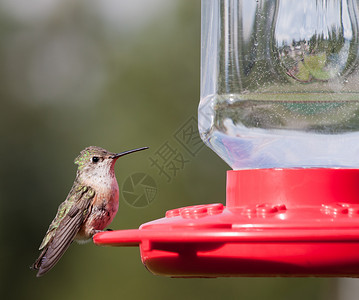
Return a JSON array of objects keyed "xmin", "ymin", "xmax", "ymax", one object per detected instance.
[
  {"xmin": 91, "ymin": 229, "xmax": 113, "ymax": 236},
  {"xmin": 91, "ymin": 229, "xmax": 104, "ymax": 236}
]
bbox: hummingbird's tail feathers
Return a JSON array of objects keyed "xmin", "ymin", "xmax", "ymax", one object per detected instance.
[
  {"xmin": 32, "ymin": 208, "xmax": 85, "ymax": 276},
  {"xmin": 36, "ymin": 207, "xmax": 86, "ymax": 277},
  {"xmin": 34, "ymin": 243, "xmax": 71, "ymax": 277},
  {"xmin": 31, "ymin": 185, "xmax": 95, "ymax": 277},
  {"xmin": 31, "ymin": 248, "xmax": 47, "ymax": 271}
]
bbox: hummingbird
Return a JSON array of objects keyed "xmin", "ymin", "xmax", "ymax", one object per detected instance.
[{"xmin": 31, "ymin": 145, "xmax": 148, "ymax": 277}]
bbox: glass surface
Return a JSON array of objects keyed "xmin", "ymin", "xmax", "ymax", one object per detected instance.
[{"xmin": 199, "ymin": 0, "xmax": 359, "ymax": 169}]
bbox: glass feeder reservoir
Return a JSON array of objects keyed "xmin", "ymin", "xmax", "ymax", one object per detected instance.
[
  {"xmin": 199, "ymin": 0, "xmax": 359, "ymax": 169},
  {"xmin": 94, "ymin": 0, "xmax": 359, "ymax": 277}
]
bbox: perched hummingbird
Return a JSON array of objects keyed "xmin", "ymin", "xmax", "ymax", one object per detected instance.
[{"xmin": 31, "ymin": 146, "xmax": 148, "ymax": 277}]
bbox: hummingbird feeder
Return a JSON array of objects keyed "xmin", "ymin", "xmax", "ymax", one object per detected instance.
[{"xmin": 94, "ymin": 0, "xmax": 359, "ymax": 277}]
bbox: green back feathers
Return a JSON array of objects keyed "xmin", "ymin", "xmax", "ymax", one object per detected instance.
[{"xmin": 38, "ymin": 185, "xmax": 95, "ymax": 250}]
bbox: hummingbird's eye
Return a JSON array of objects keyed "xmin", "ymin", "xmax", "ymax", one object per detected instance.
[{"xmin": 92, "ymin": 156, "xmax": 100, "ymax": 163}]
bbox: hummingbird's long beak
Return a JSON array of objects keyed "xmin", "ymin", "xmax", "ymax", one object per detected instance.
[{"xmin": 110, "ymin": 147, "xmax": 149, "ymax": 159}]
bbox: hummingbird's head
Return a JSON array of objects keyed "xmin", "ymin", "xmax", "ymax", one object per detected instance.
[{"xmin": 74, "ymin": 146, "xmax": 148, "ymax": 178}]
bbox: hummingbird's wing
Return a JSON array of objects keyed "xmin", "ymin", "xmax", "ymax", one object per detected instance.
[{"xmin": 32, "ymin": 184, "xmax": 95, "ymax": 277}]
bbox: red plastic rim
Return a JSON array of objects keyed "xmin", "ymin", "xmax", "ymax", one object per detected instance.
[
  {"xmin": 94, "ymin": 168, "xmax": 359, "ymax": 277},
  {"xmin": 227, "ymin": 168, "xmax": 359, "ymax": 207}
]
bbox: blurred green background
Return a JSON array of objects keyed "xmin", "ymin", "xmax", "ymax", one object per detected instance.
[{"xmin": 0, "ymin": 0, "xmax": 349, "ymax": 299}]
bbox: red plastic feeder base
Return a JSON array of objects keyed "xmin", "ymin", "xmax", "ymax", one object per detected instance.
[{"xmin": 94, "ymin": 168, "xmax": 359, "ymax": 277}]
